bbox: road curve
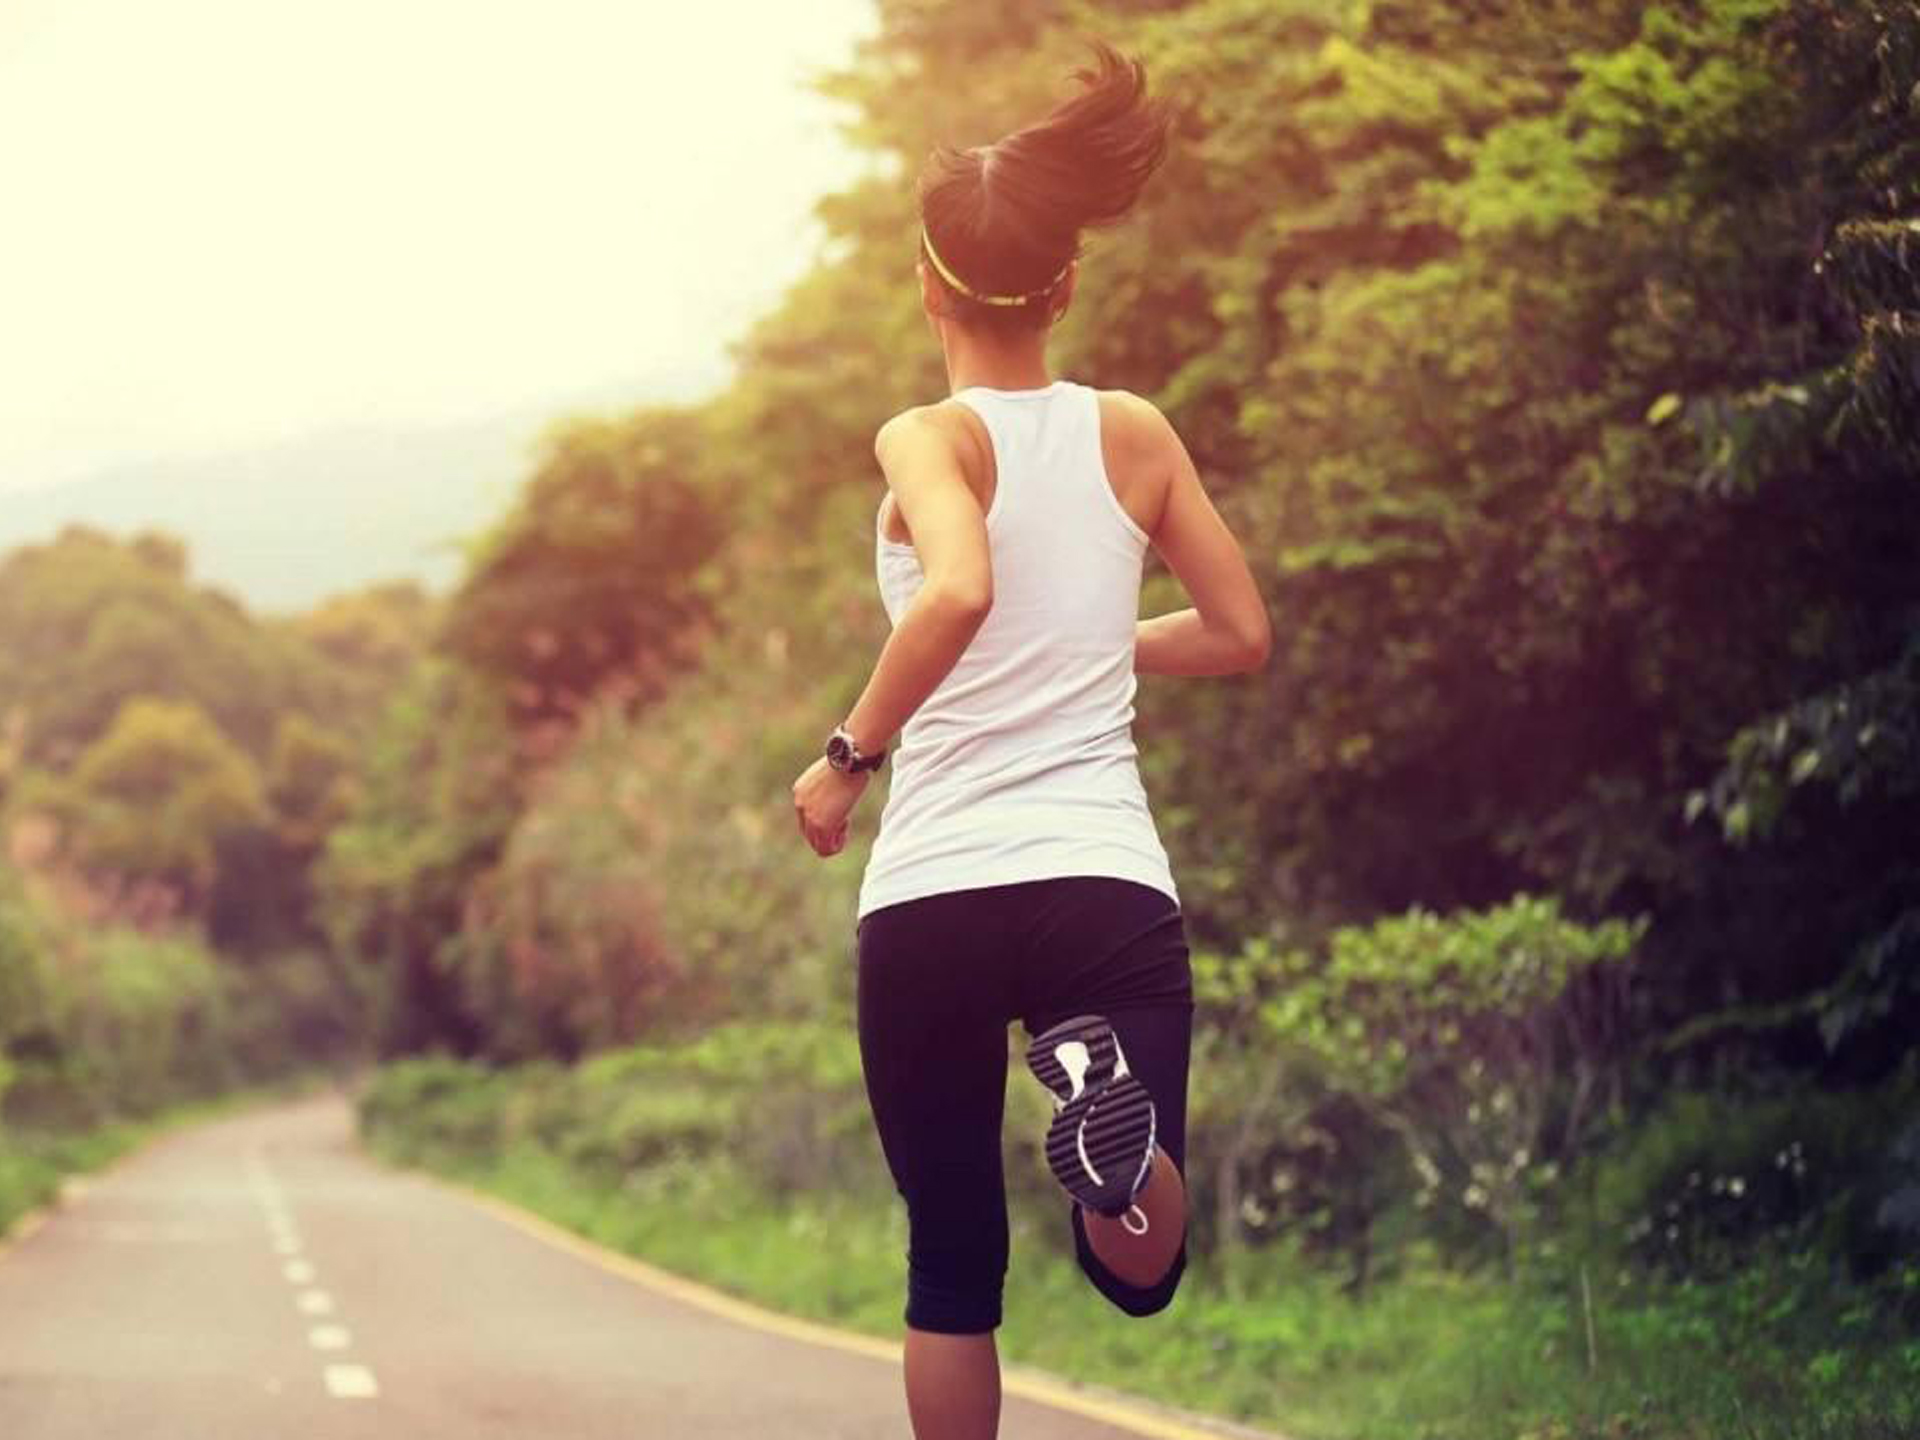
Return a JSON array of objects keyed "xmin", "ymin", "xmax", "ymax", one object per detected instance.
[{"xmin": 0, "ymin": 1088, "xmax": 1261, "ymax": 1439}]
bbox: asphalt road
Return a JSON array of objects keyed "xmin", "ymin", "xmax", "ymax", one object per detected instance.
[{"xmin": 0, "ymin": 1088, "xmax": 1260, "ymax": 1439}]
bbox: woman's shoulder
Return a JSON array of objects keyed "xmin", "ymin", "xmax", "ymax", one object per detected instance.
[
  {"xmin": 874, "ymin": 401, "xmax": 992, "ymax": 483},
  {"xmin": 1089, "ymin": 386, "xmax": 1172, "ymax": 439},
  {"xmin": 875, "ymin": 399, "xmax": 977, "ymax": 453},
  {"xmin": 1088, "ymin": 387, "xmax": 1183, "ymax": 477}
]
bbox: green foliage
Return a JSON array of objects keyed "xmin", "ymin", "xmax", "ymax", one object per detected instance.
[
  {"xmin": 46, "ymin": 927, "xmax": 225, "ymax": 1115},
  {"xmin": 1586, "ymin": 1065, "xmax": 1920, "ymax": 1281},
  {"xmin": 0, "ymin": 527, "xmax": 394, "ymax": 1132},
  {"xmin": 437, "ymin": 410, "xmax": 724, "ymax": 730},
  {"xmin": 448, "ymin": 614, "xmax": 874, "ymax": 1062},
  {"xmin": 0, "ymin": 527, "xmax": 348, "ymax": 771},
  {"xmin": 0, "ymin": 855, "xmax": 353, "ymax": 1130},
  {"xmin": 0, "ymin": 865, "xmax": 56, "ymax": 1060},
  {"xmin": 51, "ymin": 697, "xmax": 269, "ymax": 916},
  {"xmin": 1691, "ymin": 633, "xmax": 1920, "ymax": 841},
  {"xmin": 359, "ymin": 1021, "xmax": 877, "ymax": 1198},
  {"xmin": 264, "ymin": 714, "xmax": 357, "ymax": 852},
  {"xmin": 0, "ymin": 529, "xmax": 423, "ymax": 955},
  {"xmin": 1262, "ymin": 897, "xmax": 1643, "ymax": 1266},
  {"xmin": 451, "ymin": 708, "xmax": 688, "ymax": 1061},
  {"xmin": 354, "ymin": 1052, "xmax": 512, "ymax": 1163},
  {"xmin": 285, "ymin": 579, "xmax": 435, "ymax": 706},
  {"xmin": 315, "ymin": 658, "xmax": 523, "ymax": 1057}
]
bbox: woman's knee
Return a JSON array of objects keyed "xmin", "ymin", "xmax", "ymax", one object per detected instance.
[
  {"xmin": 905, "ymin": 1259, "xmax": 1007, "ymax": 1333},
  {"xmin": 901, "ymin": 1177, "xmax": 1010, "ymax": 1333},
  {"xmin": 1089, "ymin": 1242, "xmax": 1188, "ymax": 1316},
  {"xmin": 904, "ymin": 1241, "xmax": 1009, "ymax": 1332},
  {"xmin": 1072, "ymin": 1207, "xmax": 1189, "ymax": 1317}
]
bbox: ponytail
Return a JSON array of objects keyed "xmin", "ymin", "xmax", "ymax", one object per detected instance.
[{"xmin": 919, "ymin": 41, "xmax": 1169, "ymax": 328}]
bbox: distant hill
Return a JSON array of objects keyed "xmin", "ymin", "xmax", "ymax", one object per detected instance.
[{"xmin": 0, "ymin": 401, "xmax": 643, "ymax": 617}]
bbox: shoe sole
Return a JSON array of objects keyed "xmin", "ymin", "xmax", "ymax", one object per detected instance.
[
  {"xmin": 1025, "ymin": 1014, "xmax": 1124, "ymax": 1106},
  {"xmin": 1044, "ymin": 1074, "xmax": 1156, "ymax": 1217},
  {"xmin": 1027, "ymin": 1015, "xmax": 1155, "ymax": 1217}
]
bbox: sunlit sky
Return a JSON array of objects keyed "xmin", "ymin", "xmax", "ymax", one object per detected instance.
[{"xmin": 0, "ymin": 0, "xmax": 876, "ymax": 493}]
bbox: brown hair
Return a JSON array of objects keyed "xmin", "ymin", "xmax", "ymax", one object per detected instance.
[{"xmin": 918, "ymin": 41, "xmax": 1169, "ymax": 331}]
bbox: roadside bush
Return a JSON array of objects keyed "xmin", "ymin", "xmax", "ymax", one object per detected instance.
[
  {"xmin": 447, "ymin": 633, "xmax": 871, "ymax": 1066},
  {"xmin": 358, "ymin": 1021, "xmax": 884, "ymax": 1199},
  {"xmin": 355, "ymin": 1051, "xmax": 510, "ymax": 1166},
  {"xmin": 0, "ymin": 1135, "xmax": 61, "ymax": 1234},
  {"xmin": 60, "ymin": 928, "xmax": 226, "ymax": 1110},
  {"xmin": 9, "ymin": 926, "xmax": 216, "ymax": 1127},
  {"xmin": 1262, "ymin": 895, "xmax": 1644, "ymax": 1272},
  {"xmin": 1589, "ymin": 1060, "xmax": 1920, "ymax": 1280}
]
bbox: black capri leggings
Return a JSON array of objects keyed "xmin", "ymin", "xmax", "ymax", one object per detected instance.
[{"xmin": 855, "ymin": 875, "xmax": 1194, "ymax": 1335}]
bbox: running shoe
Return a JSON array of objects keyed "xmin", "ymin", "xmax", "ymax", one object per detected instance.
[{"xmin": 1025, "ymin": 1014, "xmax": 1156, "ymax": 1230}]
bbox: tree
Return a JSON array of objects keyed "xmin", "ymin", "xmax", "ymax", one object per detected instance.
[
  {"xmin": 436, "ymin": 410, "xmax": 724, "ymax": 736},
  {"xmin": 0, "ymin": 527, "xmax": 347, "ymax": 769},
  {"xmin": 54, "ymin": 698, "xmax": 270, "ymax": 921}
]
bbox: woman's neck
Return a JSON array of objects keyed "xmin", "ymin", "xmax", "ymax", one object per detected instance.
[{"xmin": 940, "ymin": 321, "xmax": 1054, "ymax": 393}]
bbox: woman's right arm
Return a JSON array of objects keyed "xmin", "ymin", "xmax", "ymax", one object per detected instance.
[{"xmin": 1127, "ymin": 398, "xmax": 1271, "ymax": 677}]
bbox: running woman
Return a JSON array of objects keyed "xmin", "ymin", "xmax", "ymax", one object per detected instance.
[{"xmin": 790, "ymin": 41, "xmax": 1270, "ymax": 1440}]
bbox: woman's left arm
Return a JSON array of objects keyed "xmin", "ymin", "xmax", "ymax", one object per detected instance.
[{"xmin": 791, "ymin": 405, "xmax": 993, "ymax": 857}]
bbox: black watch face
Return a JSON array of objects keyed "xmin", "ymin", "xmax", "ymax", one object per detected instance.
[{"xmin": 826, "ymin": 733, "xmax": 851, "ymax": 769}]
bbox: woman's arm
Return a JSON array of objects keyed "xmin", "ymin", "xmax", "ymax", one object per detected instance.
[
  {"xmin": 1123, "ymin": 397, "xmax": 1270, "ymax": 677},
  {"xmin": 838, "ymin": 405, "xmax": 994, "ymax": 754},
  {"xmin": 791, "ymin": 404, "xmax": 991, "ymax": 857},
  {"xmin": 1135, "ymin": 608, "xmax": 1268, "ymax": 676}
]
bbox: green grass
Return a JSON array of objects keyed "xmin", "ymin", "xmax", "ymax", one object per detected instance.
[{"xmin": 359, "ymin": 1120, "xmax": 1920, "ymax": 1440}]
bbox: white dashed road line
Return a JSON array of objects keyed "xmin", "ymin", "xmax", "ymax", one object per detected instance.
[
  {"xmin": 323, "ymin": 1363, "xmax": 380, "ymax": 1399},
  {"xmin": 247, "ymin": 1148, "xmax": 380, "ymax": 1403}
]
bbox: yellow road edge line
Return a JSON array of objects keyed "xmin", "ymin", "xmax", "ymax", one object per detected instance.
[{"xmin": 415, "ymin": 1168, "xmax": 1255, "ymax": 1440}]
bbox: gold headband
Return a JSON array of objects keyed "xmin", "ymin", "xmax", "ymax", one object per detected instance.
[{"xmin": 920, "ymin": 227, "xmax": 1072, "ymax": 308}]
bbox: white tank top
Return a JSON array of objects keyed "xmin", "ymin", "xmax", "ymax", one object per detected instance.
[{"xmin": 856, "ymin": 379, "xmax": 1180, "ymax": 920}]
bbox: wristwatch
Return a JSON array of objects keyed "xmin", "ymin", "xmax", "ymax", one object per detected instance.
[{"xmin": 825, "ymin": 724, "xmax": 886, "ymax": 774}]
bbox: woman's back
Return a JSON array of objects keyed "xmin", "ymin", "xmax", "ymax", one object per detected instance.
[{"xmin": 857, "ymin": 378, "xmax": 1178, "ymax": 920}]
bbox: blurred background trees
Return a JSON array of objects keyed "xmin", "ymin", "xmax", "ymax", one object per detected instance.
[{"xmin": 0, "ymin": 527, "xmax": 416, "ymax": 1128}]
